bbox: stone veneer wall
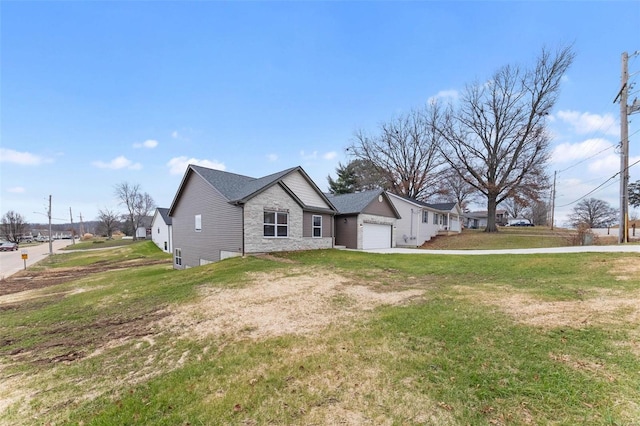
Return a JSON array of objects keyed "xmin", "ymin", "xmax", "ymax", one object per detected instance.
[{"xmin": 244, "ymin": 184, "xmax": 333, "ymax": 253}]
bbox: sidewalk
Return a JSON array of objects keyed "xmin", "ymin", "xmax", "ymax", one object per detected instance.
[{"xmin": 363, "ymin": 245, "xmax": 640, "ymax": 255}]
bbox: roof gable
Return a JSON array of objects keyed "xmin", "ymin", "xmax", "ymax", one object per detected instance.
[
  {"xmin": 169, "ymin": 164, "xmax": 336, "ymax": 216},
  {"xmin": 155, "ymin": 207, "xmax": 172, "ymax": 225},
  {"xmin": 326, "ymin": 189, "xmax": 400, "ymax": 218}
]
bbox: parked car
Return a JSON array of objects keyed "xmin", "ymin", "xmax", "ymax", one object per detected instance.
[{"xmin": 0, "ymin": 241, "xmax": 18, "ymax": 251}]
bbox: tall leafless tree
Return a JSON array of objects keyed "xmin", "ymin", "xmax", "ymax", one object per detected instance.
[
  {"xmin": 1, "ymin": 210, "xmax": 28, "ymax": 243},
  {"xmin": 438, "ymin": 46, "xmax": 575, "ymax": 232},
  {"xmin": 97, "ymin": 207, "xmax": 120, "ymax": 239},
  {"xmin": 434, "ymin": 167, "xmax": 480, "ymax": 211},
  {"xmin": 349, "ymin": 105, "xmax": 445, "ymax": 201},
  {"xmin": 568, "ymin": 198, "xmax": 617, "ymax": 228},
  {"xmin": 114, "ymin": 182, "xmax": 155, "ymax": 240}
]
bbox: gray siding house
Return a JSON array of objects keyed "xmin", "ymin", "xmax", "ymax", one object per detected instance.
[
  {"xmin": 168, "ymin": 165, "xmax": 336, "ymax": 269},
  {"xmin": 327, "ymin": 189, "xmax": 400, "ymax": 250}
]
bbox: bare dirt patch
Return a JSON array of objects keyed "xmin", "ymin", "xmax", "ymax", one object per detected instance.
[
  {"xmin": 0, "ymin": 258, "xmax": 169, "ymax": 297},
  {"xmin": 159, "ymin": 267, "xmax": 424, "ymax": 341}
]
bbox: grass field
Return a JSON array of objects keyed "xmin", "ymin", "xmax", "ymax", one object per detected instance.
[
  {"xmin": 421, "ymin": 226, "xmax": 621, "ymax": 250},
  {"xmin": 1, "ymin": 240, "xmax": 638, "ymax": 425}
]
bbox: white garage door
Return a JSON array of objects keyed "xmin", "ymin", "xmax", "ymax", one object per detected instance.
[{"xmin": 362, "ymin": 223, "xmax": 392, "ymax": 249}]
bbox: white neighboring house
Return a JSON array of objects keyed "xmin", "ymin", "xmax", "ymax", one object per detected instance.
[
  {"xmin": 387, "ymin": 193, "xmax": 462, "ymax": 247},
  {"xmin": 151, "ymin": 208, "xmax": 173, "ymax": 253}
]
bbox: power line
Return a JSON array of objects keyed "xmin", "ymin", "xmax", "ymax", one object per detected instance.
[
  {"xmin": 555, "ymin": 130, "xmax": 640, "ymax": 209},
  {"xmin": 555, "ymin": 174, "xmax": 619, "ymax": 208}
]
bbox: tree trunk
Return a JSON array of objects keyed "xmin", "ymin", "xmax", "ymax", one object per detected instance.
[{"xmin": 485, "ymin": 193, "xmax": 499, "ymax": 233}]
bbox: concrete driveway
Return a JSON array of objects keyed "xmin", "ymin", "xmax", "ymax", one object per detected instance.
[
  {"xmin": 363, "ymin": 245, "xmax": 640, "ymax": 255},
  {"xmin": 0, "ymin": 239, "xmax": 77, "ymax": 279}
]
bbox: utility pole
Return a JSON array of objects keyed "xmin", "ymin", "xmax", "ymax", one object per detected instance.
[
  {"xmin": 48, "ymin": 195, "xmax": 53, "ymax": 255},
  {"xmin": 614, "ymin": 51, "xmax": 640, "ymax": 244},
  {"xmin": 69, "ymin": 207, "xmax": 76, "ymax": 245},
  {"xmin": 79, "ymin": 212, "xmax": 85, "ymax": 237},
  {"xmin": 550, "ymin": 170, "xmax": 557, "ymax": 230}
]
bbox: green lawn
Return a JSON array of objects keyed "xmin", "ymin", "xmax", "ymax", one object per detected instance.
[
  {"xmin": 1, "ymin": 242, "xmax": 638, "ymax": 425},
  {"xmin": 422, "ymin": 226, "xmax": 621, "ymax": 250}
]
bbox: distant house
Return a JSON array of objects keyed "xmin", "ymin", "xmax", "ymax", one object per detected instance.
[
  {"xmin": 326, "ymin": 189, "xmax": 400, "ymax": 250},
  {"xmin": 168, "ymin": 165, "xmax": 336, "ymax": 269},
  {"xmin": 135, "ymin": 216, "xmax": 153, "ymax": 239},
  {"xmin": 463, "ymin": 209, "xmax": 509, "ymax": 229},
  {"xmin": 387, "ymin": 194, "xmax": 462, "ymax": 247},
  {"xmin": 151, "ymin": 208, "xmax": 172, "ymax": 253}
]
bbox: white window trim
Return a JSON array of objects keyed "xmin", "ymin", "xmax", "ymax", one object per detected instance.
[
  {"xmin": 195, "ymin": 214, "xmax": 202, "ymax": 232},
  {"xmin": 312, "ymin": 215, "xmax": 322, "ymax": 238},
  {"xmin": 175, "ymin": 248, "xmax": 182, "ymax": 266}
]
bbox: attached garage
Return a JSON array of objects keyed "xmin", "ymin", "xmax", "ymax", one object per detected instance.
[
  {"xmin": 362, "ymin": 222, "xmax": 392, "ymax": 249},
  {"xmin": 327, "ymin": 189, "xmax": 400, "ymax": 250}
]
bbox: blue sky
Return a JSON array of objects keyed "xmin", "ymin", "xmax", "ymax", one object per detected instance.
[{"xmin": 1, "ymin": 1, "xmax": 639, "ymax": 227}]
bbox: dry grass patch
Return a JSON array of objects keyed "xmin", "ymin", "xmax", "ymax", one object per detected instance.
[
  {"xmin": 608, "ymin": 257, "xmax": 640, "ymax": 281},
  {"xmin": 159, "ymin": 267, "xmax": 424, "ymax": 342}
]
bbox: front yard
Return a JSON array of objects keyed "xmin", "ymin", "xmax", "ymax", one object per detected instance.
[{"xmin": 1, "ymin": 242, "xmax": 638, "ymax": 425}]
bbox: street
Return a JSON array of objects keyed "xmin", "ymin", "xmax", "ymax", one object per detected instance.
[{"xmin": 0, "ymin": 239, "xmax": 76, "ymax": 279}]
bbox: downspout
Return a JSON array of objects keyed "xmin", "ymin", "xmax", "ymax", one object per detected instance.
[
  {"xmin": 410, "ymin": 208, "xmax": 414, "ymax": 240},
  {"xmin": 241, "ymin": 205, "xmax": 245, "ymax": 257},
  {"xmin": 332, "ymin": 215, "xmax": 335, "ymax": 248}
]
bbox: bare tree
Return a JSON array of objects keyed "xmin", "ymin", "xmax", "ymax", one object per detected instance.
[
  {"xmin": 438, "ymin": 46, "xmax": 575, "ymax": 232},
  {"xmin": 434, "ymin": 167, "xmax": 479, "ymax": 211},
  {"xmin": 525, "ymin": 200, "xmax": 549, "ymax": 226},
  {"xmin": 568, "ymin": 198, "xmax": 618, "ymax": 228},
  {"xmin": 502, "ymin": 197, "xmax": 527, "ymax": 220},
  {"xmin": 114, "ymin": 182, "xmax": 155, "ymax": 240},
  {"xmin": 97, "ymin": 207, "xmax": 120, "ymax": 239},
  {"xmin": 1, "ymin": 210, "xmax": 28, "ymax": 243},
  {"xmin": 349, "ymin": 105, "xmax": 445, "ymax": 201}
]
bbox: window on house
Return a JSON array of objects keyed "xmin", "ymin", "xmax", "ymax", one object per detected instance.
[
  {"xmin": 164, "ymin": 241, "xmax": 168, "ymax": 251},
  {"xmin": 443, "ymin": 215, "xmax": 448, "ymax": 226},
  {"xmin": 422, "ymin": 211, "xmax": 429, "ymax": 223},
  {"xmin": 195, "ymin": 214, "xmax": 202, "ymax": 232},
  {"xmin": 264, "ymin": 211, "xmax": 288, "ymax": 237},
  {"xmin": 433, "ymin": 213, "xmax": 438, "ymax": 224},
  {"xmin": 174, "ymin": 248, "xmax": 182, "ymax": 266},
  {"xmin": 157, "ymin": 227, "xmax": 160, "ymax": 234},
  {"xmin": 312, "ymin": 215, "xmax": 322, "ymax": 237}
]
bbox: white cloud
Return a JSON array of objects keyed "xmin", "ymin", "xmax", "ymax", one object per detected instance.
[
  {"xmin": 171, "ymin": 130, "xmax": 192, "ymax": 141},
  {"xmin": 7, "ymin": 186, "xmax": 25, "ymax": 193},
  {"xmin": 428, "ymin": 89, "xmax": 459, "ymax": 104},
  {"xmin": 133, "ymin": 139, "xmax": 159, "ymax": 149},
  {"xmin": 300, "ymin": 150, "xmax": 337, "ymax": 161},
  {"xmin": 0, "ymin": 148, "xmax": 52, "ymax": 165},
  {"xmin": 266, "ymin": 154, "xmax": 278, "ymax": 162},
  {"xmin": 167, "ymin": 156, "xmax": 226, "ymax": 175},
  {"xmin": 323, "ymin": 151, "xmax": 338, "ymax": 160},
  {"xmin": 92, "ymin": 156, "xmax": 142, "ymax": 170},
  {"xmin": 300, "ymin": 150, "xmax": 318, "ymax": 160},
  {"xmin": 555, "ymin": 110, "xmax": 618, "ymax": 136},
  {"xmin": 550, "ymin": 138, "xmax": 613, "ymax": 163},
  {"xmin": 587, "ymin": 154, "xmax": 620, "ymax": 174},
  {"xmin": 587, "ymin": 154, "xmax": 640, "ymax": 176}
]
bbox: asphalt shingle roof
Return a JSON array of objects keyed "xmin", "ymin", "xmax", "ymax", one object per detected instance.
[
  {"xmin": 325, "ymin": 189, "xmax": 384, "ymax": 215},
  {"xmin": 156, "ymin": 207, "xmax": 172, "ymax": 225},
  {"xmin": 190, "ymin": 165, "xmax": 302, "ymax": 203}
]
